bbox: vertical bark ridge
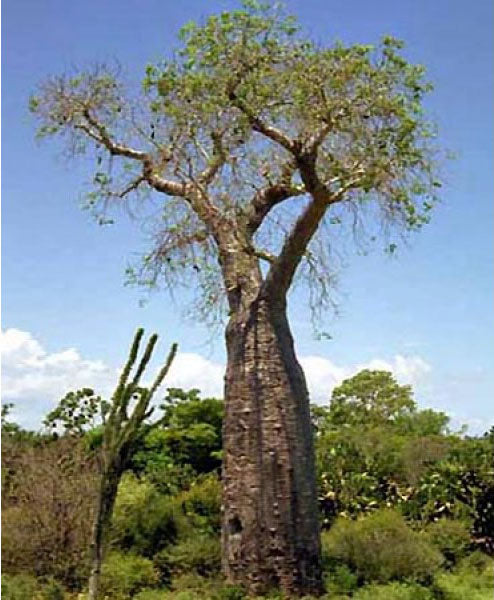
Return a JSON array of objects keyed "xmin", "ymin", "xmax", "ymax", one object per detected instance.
[{"xmin": 222, "ymin": 296, "xmax": 322, "ymax": 596}]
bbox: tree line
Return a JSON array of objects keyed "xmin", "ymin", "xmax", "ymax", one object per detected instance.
[{"xmin": 2, "ymin": 360, "xmax": 493, "ymax": 599}]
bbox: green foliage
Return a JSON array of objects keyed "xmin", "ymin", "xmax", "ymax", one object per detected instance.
[
  {"xmin": 394, "ymin": 408, "xmax": 450, "ymax": 436},
  {"xmin": 133, "ymin": 590, "xmax": 168, "ymax": 600},
  {"xmin": 0, "ymin": 575, "xmax": 65, "ymax": 600},
  {"xmin": 352, "ymin": 582, "xmax": 434, "ymax": 600},
  {"xmin": 328, "ymin": 370, "xmax": 416, "ymax": 428},
  {"xmin": 110, "ymin": 474, "xmax": 185, "ymax": 557},
  {"xmin": 323, "ymin": 564, "xmax": 358, "ymax": 595},
  {"xmin": 130, "ymin": 389, "xmax": 223, "ymax": 492},
  {"xmin": 43, "ymin": 388, "xmax": 108, "ymax": 436},
  {"xmin": 322, "ymin": 509, "xmax": 442, "ymax": 583},
  {"xmin": 400, "ymin": 434, "xmax": 494, "ymax": 546},
  {"xmin": 99, "ymin": 552, "xmax": 159, "ymax": 599},
  {"xmin": 214, "ymin": 585, "xmax": 246, "ymax": 600},
  {"xmin": 5, "ymin": 370, "xmax": 493, "ymax": 599},
  {"xmin": 433, "ymin": 553, "xmax": 494, "ymax": 600},
  {"xmin": 31, "ymin": 2, "xmax": 442, "ymax": 321},
  {"xmin": 1, "ymin": 574, "xmax": 40, "ymax": 600},
  {"xmin": 176, "ymin": 475, "xmax": 222, "ymax": 535},
  {"xmin": 158, "ymin": 536, "xmax": 221, "ymax": 578},
  {"xmin": 425, "ymin": 519, "xmax": 472, "ymax": 565}
]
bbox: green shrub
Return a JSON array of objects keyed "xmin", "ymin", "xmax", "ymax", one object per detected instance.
[
  {"xmin": 457, "ymin": 550, "xmax": 493, "ymax": 572},
  {"xmin": 353, "ymin": 582, "xmax": 434, "ymax": 600},
  {"xmin": 433, "ymin": 553, "xmax": 494, "ymax": 600},
  {"xmin": 176, "ymin": 475, "xmax": 221, "ymax": 535},
  {"xmin": 425, "ymin": 519, "xmax": 471, "ymax": 565},
  {"xmin": 133, "ymin": 590, "xmax": 168, "ymax": 600},
  {"xmin": 168, "ymin": 593, "xmax": 203, "ymax": 600},
  {"xmin": 322, "ymin": 509, "xmax": 442, "ymax": 583},
  {"xmin": 0, "ymin": 575, "xmax": 66, "ymax": 600},
  {"xmin": 159, "ymin": 536, "xmax": 221, "ymax": 577},
  {"xmin": 1, "ymin": 574, "xmax": 40, "ymax": 600},
  {"xmin": 323, "ymin": 564, "xmax": 358, "ymax": 595},
  {"xmin": 111, "ymin": 474, "xmax": 186, "ymax": 557},
  {"xmin": 165, "ymin": 574, "xmax": 218, "ymax": 599},
  {"xmin": 38, "ymin": 579, "xmax": 65, "ymax": 600},
  {"xmin": 99, "ymin": 551, "xmax": 159, "ymax": 599},
  {"xmin": 214, "ymin": 585, "xmax": 246, "ymax": 600},
  {"xmin": 434, "ymin": 571, "xmax": 493, "ymax": 600}
]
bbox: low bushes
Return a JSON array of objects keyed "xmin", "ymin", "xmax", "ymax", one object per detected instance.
[
  {"xmin": 432, "ymin": 552, "xmax": 494, "ymax": 600},
  {"xmin": 99, "ymin": 551, "xmax": 160, "ymax": 599},
  {"xmin": 111, "ymin": 474, "xmax": 186, "ymax": 557},
  {"xmin": 352, "ymin": 582, "xmax": 434, "ymax": 600},
  {"xmin": 158, "ymin": 535, "xmax": 221, "ymax": 578},
  {"xmin": 322, "ymin": 509, "xmax": 442, "ymax": 583},
  {"xmin": 1, "ymin": 574, "xmax": 65, "ymax": 600},
  {"xmin": 425, "ymin": 518, "xmax": 472, "ymax": 565}
]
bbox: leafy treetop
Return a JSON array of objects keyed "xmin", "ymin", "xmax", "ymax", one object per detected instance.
[{"xmin": 30, "ymin": 1, "xmax": 441, "ymax": 323}]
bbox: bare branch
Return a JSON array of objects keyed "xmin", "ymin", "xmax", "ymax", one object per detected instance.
[
  {"xmin": 81, "ymin": 109, "xmax": 148, "ymax": 161},
  {"xmin": 246, "ymin": 182, "xmax": 306, "ymax": 234},
  {"xmin": 251, "ymin": 247, "xmax": 276, "ymax": 264},
  {"xmin": 198, "ymin": 131, "xmax": 228, "ymax": 185},
  {"xmin": 119, "ymin": 175, "xmax": 146, "ymax": 198},
  {"xmin": 154, "ymin": 228, "xmax": 209, "ymax": 258}
]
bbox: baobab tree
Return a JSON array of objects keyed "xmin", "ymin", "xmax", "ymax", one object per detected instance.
[{"xmin": 31, "ymin": 2, "xmax": 441, "ymax": 595}]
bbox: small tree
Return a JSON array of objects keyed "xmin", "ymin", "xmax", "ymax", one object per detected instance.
[
  {"xmin": 328, "ymin": 370, "xmax": 417, "ymax": 427},
  {"xmin": 31, "ymin": 2, "xmax": 441, "ymax": 594},
  {"xmin": 86, "ymin": 329, "xmax": 177, "ymax": 600}
]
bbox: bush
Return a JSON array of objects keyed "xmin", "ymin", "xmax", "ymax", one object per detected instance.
[
  {"xmin": 322, "ymin": 509, "xmax": 442, "ymax": 583},
  {"xmin": 38, "ymin": 579, "xmax": 65, "ymax": 600},
  {"xmin": 433, "ymin": 571, "xmax": 493, "ymax": 600},
  {"xmin": 99, "ymin": 551, "xmax": 159, "ymax": 599},
  {"xmin": 457, "ymin": 550, "xmax": 493, "ymax": 572},
  {"xmin": 159, "ymin": 535, "xmax": 221, "ymax": 577},
  {"xmin": 175, "ymin": 475, "xmax": 222, "ymax": 535},
  {"xmin": 433, "ymin": 553, "xmax": 494, "ymax": 600},
  {"xmin": 352, "ymin": 582, "xmax": 434, "ymax": 600},
  {"xmin": 111, "ymin": 474, "xmax": 186, "ymax": 557},
  {"xmin": 425, "ymin": 519, "xmax": 471, "ymax": 565},
  {"xmin": 1, "ymin": 438, "xmax": 98, "ymax": 588},
  {"xmin": 1, "ymin": 574, "xmax": 66, "ymax": 600},
  {"xmin": 214, "ymin": 585, "xmax": 246, "ymax": 600},
  {"xmin": 133, "ymin": 590, "xmax": 168, "ymax": 600},
  {"xmin": 165, "ymin": 574, "xmax": 219, "ymax": 599},
  {"xmin": 323, "ymin": 564, "xmax": 358, "ymax": 595},
  {"xmin": 1, "ymin": 574, "xmax": 40, "ymax": 600}
]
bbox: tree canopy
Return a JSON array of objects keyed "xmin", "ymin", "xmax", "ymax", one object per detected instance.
[{"xmin": 30, "ymin": 0, "xmax": 440, "ymax": 324}]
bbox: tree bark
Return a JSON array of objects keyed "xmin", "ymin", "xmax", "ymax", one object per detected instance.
[
  {"xmin": 222, "ymin": 295, "xmax": 322, "ymax": 597},
  {"xmin": 87, "ymin": 464, "xmax": 122, "ymax": 600}
]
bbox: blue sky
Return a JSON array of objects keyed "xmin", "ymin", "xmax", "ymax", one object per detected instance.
[{"xmin": 2, "ymin": 0, "xmax": 493, "ymax": 431}]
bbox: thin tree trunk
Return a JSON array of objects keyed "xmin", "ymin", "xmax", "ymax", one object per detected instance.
[
  {"xmin": 222, "ymin": 296, "xmax": 322, "ymax": 597},
  {"xmin": 87, "ymin": 467, "xmax": 121, "ymax": 600}
]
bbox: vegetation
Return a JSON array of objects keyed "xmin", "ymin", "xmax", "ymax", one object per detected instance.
[
  {"xmin": 2, "ymin": 369, "xmax": 493, "ymax": 599},
  {"xmin": 30, "ymin": 0, "xmax": 443, "ymax": 592}
]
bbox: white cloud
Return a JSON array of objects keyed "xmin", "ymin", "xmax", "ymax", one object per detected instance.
[
  {"xmin": 0, "ymin": 329, "xmax": 226, "ymax": 429},
  {"xmin": 165, "ymin": 353, "xmax": 224, "ymax": 399},
  {"xmin": 1, "ymin": 328, "xmax": 431, "ymax": 428},
  {"xmin": 301, "ymin": 354, "xmax": 431, "ymax": 405},
  {"xmin": 1, "ymin": 329, "xmax": 116, "ymax": 428}
]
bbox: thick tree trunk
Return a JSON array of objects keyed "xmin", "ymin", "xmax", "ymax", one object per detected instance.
[{"xmin": 222, "ymin": 296, "xmax": 322, "ymax": 596}]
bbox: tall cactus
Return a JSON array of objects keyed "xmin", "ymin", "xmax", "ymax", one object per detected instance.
[{"xmin": 87, "ymin": 329, "xmax": 177, "ymax": 600}]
